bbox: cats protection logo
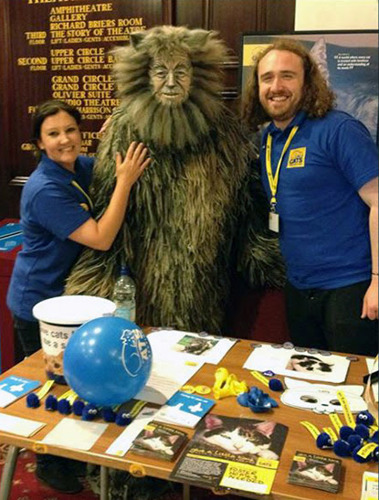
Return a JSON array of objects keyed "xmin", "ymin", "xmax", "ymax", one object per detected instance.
[{"xmin": 287, "ymin": 147, "xmax": 306, "ymax": 168}]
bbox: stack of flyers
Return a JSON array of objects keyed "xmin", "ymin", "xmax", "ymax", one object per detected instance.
[
  {"xmin": 288, "ymin": 451, "xmax": 342, "ymax": 493},
  {"xmin": 129, "ymin": 421, "xmax": 188, "ymax": 462},
  {"xmin": 170, "ymin": 414, "xmax": 288, "ymax": 496}
]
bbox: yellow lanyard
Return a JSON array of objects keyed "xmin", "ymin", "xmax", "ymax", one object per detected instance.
[
  {"xmin": 266, "ymin": 125, "xmax": 298, "ymax": 208},
  {"xmin": 71, "ymin": 180, "xmax": 94, "ymax": 211}
]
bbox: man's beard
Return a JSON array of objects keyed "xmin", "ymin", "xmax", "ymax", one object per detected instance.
[
  {"xmin": 262, "ymin": 93, "xmax": 304, "ymax": 127},
  {"xmin": 120, "ymin": 88, "xmax": 223, "ymax": 150}
]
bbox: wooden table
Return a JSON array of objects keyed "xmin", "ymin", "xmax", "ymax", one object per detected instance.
[{"xmin": 0, "ymin": 340, "xmax": 376, "ymax": 500}]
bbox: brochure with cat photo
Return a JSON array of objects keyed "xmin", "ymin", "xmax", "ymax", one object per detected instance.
[
  {"xmin": 129, "ymin": 421, "xmax": 188, "ymax": 462},
  {"xmin": 288, "ymin": 451, "xmax": 342, "ymax": 493},
  {"xmin": 171, "ymin": 414, "xmax": 288, "ymax": 496}
]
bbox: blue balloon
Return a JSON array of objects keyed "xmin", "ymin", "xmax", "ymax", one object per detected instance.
[{"xmin": 63, "ymin": 316, "xmax": 152, "ymax": 406}]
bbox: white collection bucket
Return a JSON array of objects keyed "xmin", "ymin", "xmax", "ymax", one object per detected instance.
[{"xmin": 32, "ymin": 295, "xmax": 116, "ymax": 384}]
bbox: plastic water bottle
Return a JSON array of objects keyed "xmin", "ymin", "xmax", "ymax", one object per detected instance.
[{"xmin": 112, "ymin": 266, "xmax": 136, "ymax": 322}]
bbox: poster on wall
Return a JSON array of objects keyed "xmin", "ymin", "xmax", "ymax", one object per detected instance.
[{"xmin": 239, "ymin": 31, "xmax": 379, "ymax": 144}]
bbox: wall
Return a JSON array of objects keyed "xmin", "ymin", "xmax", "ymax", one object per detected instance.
[
  {"xmin": 295, "ymin": 0, "xmax": 378, "ymax": 30},
  {"xmin": 0, "ymin": 0, "xmax": 296, "ymax": 219},
  {"xmin": 0, "ymin": 0, "xmax": 296, "ymax": 358}
]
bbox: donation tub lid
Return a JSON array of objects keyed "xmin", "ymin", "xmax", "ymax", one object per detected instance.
[{"xmin": 32, "ymin": 295, "xmax": 116, "ymax": 325}]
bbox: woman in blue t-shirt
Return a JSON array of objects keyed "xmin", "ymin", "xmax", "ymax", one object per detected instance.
[{"xmin": 6, "ymin": 99, "xmax": 150, "ymax": 494}]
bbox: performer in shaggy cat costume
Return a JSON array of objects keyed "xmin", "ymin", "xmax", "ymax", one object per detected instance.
[{"xmin": 66, "ymin": 26, "xmax": 284, "ymax": 334}]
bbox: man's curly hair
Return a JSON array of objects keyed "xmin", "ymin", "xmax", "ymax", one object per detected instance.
[{"xmin": 241, "ymin": 38, "xmax": 336, "ymax": 132}]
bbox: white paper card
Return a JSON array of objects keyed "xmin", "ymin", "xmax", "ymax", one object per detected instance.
[
  {"xmin": 135, "ymin": 359, "xmax": 202, "ymax": 405},
  {"xmin": 0, "ymin": 413, "xmax": 46, "ymax": 437},
  {"xmin": 40, "ymin": 418, "xmax": 108, "ymax": 451},
  {"xmin": 365, "ymin": 356, "xmax": 378, "ymax": 403},
  {"xmin": 106, "ymin": 406, "xmax": 157, "ymax": 457},
  {"xmin": 243, "ymin": 345, "xmax": 350, "ymax": 383},
  {"xmin": 366, "ymin": 358, "xmax": 376, "ymax": 372},
  {"xmin": 361, "ymin": 471, "xmax": 378, "ymax": 500}
]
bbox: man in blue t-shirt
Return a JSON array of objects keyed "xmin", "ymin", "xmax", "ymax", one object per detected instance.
[{"xmin": 242, "ymin": 38, "xmax": 378, "ymax": 356}]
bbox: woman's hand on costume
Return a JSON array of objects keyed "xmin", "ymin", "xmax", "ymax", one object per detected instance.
[
  {"xmin": 115, "ymin": 142, "xmax": 150, "ymax": 187},
  {"xmin": 361, "ymin": 278, "xmax": 378, "ymax": 320},
  {"xmin": 69, "ymin": 142, "xmax": 150, "ymax": 251}
]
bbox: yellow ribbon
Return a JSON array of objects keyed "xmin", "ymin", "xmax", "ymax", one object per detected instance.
[
  {"xmin": 36, "ymin": 380, "xmax": 55, "ymax": 399},
  {"xmin": 266, "ymin": 126, "xmax": 298, "ymax": 208},
  {"xmin": 71, "ymin": 180, "xmax": 94, "ymax": 211},
  {"xmin": 329, "ymin": 413, "xmax": 344, "ymax": 433},
  {"xmin": 250, "ymin": 370, "xmax": 269, "ymax": 387},
  {"xmin": 300, "ymin": 421, "xmax": 320, "ymax": 439},
  {"xmin": 336, "ymin": 390, "xmax": 356, "ymax": 428}
]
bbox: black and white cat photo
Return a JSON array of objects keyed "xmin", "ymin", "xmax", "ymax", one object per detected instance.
[
  {"xmin": 286, "ymin": 354, "xmax": 334, "ymax": 373},
  {"xmin": 134, "ymin": 431, "xmax": 177, "ymax": 458},
  {"xmin": 197, "ymin": 415, "xmax": 285, "ymax": 461},
  {"xmin": 183, "ymin": 338, "xmax": 216, "ymax": 355},
  {"xmin": 293, "ymin": 460, "xmax": 338, "ymax": 486}
]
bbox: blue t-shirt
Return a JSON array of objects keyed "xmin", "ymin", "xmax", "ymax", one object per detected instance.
[
  {"xmin": 7, "ymin": 154, "xmax": 94, "ymax": 321},
  {"xmin": 260, "ymin": 110, "xmax": 378, "ymax": 289}
]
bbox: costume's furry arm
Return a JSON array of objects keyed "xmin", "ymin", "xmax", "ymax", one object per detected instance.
[{"xmin": 236, "ymin": 154, "xmax": 286, "ymax": 289}]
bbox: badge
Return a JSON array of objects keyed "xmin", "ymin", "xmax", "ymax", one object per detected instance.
[
  {"xmin": 181, "ymin": 385, "xmax": 195, "ymax": 394},
  {"xmin": 269, "ymin": 212, "xmax": 279, "ymax": 233},
  {"xmin": 283, "ymin": 342, "xmax": 294, "ymax": 349},
  {"xmin": 195, "ymin": 385, "xmax": 211, "ymax": 395},
  {"xmin": 287, "ymin": 147, "xmax": 306, "ymax": 168}
]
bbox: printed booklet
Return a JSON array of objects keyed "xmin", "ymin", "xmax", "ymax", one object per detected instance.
[
  {"xmin": 129, "ymin": 421, "xmax": 188, "ymax": 462},
  {"xmin": 0, "ymin": 376, "xmax": 41, "ymax": 407},
  {"xmin": 287, "ymin": 451, "xmax": 342, "ymax": 494},
  {"xmin": 154, "ymin": 391, "xmax": 215, "ymax": 428},
  {"xmin": 170, "ymin": 414, "xmax": 288, "ymax": 496}
]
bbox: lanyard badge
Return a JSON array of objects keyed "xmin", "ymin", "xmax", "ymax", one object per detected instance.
[
  {"xmin": 266, "ymin": 126, "xmax": 299, "ymax": 233},
  {"xmin": 269, "ymin": 211, "xmax": 280, "ymax": 233}
]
